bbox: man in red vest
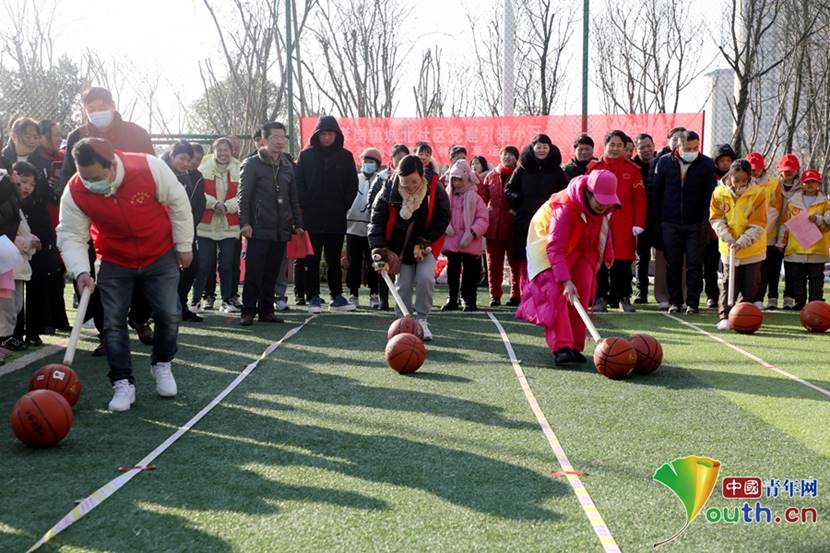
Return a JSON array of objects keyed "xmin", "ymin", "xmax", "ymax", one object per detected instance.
[{"xmin": 57, "ymin": 138, "xmax": 194, "ymax": 412}]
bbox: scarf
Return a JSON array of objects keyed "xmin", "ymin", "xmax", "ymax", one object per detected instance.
[{"xmin": 399, "ymin": 177, "xmax": 427, "ymax": 220}]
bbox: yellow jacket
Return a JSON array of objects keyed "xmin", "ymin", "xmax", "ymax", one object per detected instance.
[
  {"xmin": 776, "ymin": 191, "xmax": 830, "ymax": 263},
  {"xmin": 754, "ymin": 173, "xmax": 781, "ymax": 237},
  {"xmin": 710, "ymin": 182, "xmax": 768, "ymax": 265}
]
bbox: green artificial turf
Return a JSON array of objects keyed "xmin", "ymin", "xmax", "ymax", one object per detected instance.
[{"xmin": 0, "ymin": 284, "xmax": 827, "ymax": 552}]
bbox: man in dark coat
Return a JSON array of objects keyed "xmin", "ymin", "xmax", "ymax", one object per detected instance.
[
  {"xmin": 239, "ymin": 122, "xmax": 304, "ymax": 326},
  {"xmin": 294, "ymin": 115, "xmax": 359, "ymax": 313},
  {"xmin": 562, "ymin": 134, "xmax": 597, "ymax": 181},
  {"xmin": 632, "ymin": 132, "xmax": 656, "ymax": 304}
]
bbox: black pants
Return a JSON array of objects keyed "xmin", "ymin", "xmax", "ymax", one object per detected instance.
[
  {"xmin": 446, "ymin": 252, "xmax": 481, "ymax": 307},
  {"xmin": 786, "ymin": 261, "xmax": 825, "ymax": 308},
  {"xmin": 703, "ymin": 236, "xmax": 721, "ymax": 302},
  {"xmin": 178, "ymin": 242, "xmax": 199, "ymax": 313},
  {"xmin": 232, "ymin": 238, "xmax": 242, "ymax": 299},
  {"xmin": 662, "ymin": 222, "xmax": 705, "ymax": 309},
  {"xmin": 242, "ymin": 238, "xmax": 285, "ymax": 316},
  {"xmin": 635, "ymin": 227, "xmax": 652, "ymax": 297},
  {"xmin": 346, "ymin": 234, "xmax": 378, "ymax": 296},
  {"xmin": 597, "ymin": 260, "xmax": 633, "ymax": 304},
  {"xmin": 293, "ymin": 258, "xmax": 308, "ymax": 301},
  {"xmin": 758, "ymin": 246, "xmax": 784, "ymax": 302},
  {"xmin": 718, "ymin": 259, "xmax": 762, "ymax": 319},
  {"xmin": 306, "ymin": 232, "xmax": 344, "ymax": 299}
]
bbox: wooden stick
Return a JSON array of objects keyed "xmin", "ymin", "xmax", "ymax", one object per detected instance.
[
  {"xmin": 63, "ymin": 287, "xmax": 92, "ymax": 367},
  {"xmin": 571, "ymin": 296, "xmax": 602, "ymax": 342},
  {"xmin": 381, "ymin": 269, "xmax": 411, "ymax": 318},
  {"xmin": 728, "ymin": 248, "xmax": 736, "ymax": 307}
]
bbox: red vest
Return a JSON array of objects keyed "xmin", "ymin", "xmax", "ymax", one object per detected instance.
[
  {"xmin": 201, "ymin": 177, "xmax": 239, "ymax": 225},
  {"xmin": 69, "ymin": 152, "xmax": 174, "ymax": 269},
  {"xmin": 385, "ymin": 175, "xmax": 445, "ymax": 257}
]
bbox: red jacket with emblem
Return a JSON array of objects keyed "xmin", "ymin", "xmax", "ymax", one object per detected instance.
[{"xmin": 586, "ymin": 156, "xmax": 646, "ymax": 260}]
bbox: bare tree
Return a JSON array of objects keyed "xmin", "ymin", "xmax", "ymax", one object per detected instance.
[
  {"xmin": 591, "ymin": 0, "xmax": 711, "ymax": 115},
  {"xmin": 467, "ymin": 13, "xmax": 503, "ymax": 116},
  {"xmin": 413, "ymin": 47, "xmax": 445, "ymax": 118}
]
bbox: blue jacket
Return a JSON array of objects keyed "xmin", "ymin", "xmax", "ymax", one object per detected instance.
[{"xmin": 653, "ymin": 152, "xmax": 717, "ymax": 226}]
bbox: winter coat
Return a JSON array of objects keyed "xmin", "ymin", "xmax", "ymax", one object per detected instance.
[
  {"xmin": 347, "ymin": 171, "xmax": 382, "ymax": 237},
  {"xmin": 60, "ymin": 112, "xmax": 154, "ymax": 189},
  {"xmin": 632, "ymin": 155, "xmax": 658, "ymax": 232},
  {"xmin": 172, "ymin": 167, "xmax": 207, "ymax": 239},
  {"xmin": 562, "ymin": 157, "xmax": 595, "ymax": 182},
  {"xmin": 442, "ymin": 183, "xmax": 489, "ymax": 255},
  {"xmin": 368, "ymin": 175, "xmax": 451, "ymax": 265},
  {"xmin": 239, "ymin": 148, "xmax": 303, "ymax": 242},
  {"xmin": 709, "ymin": 182, "xmax": 767, "ymax": 266},
  {"xmin": 0, "ymin": 172, "xmax": 21, "ymax": 241},
  {"xmin": 197, "ymin": 154, "xmax": 242, "ymax": 241},
  {"xmin": 586, "ymin": 156, "xmax": 646, "ymax": 261},
  {"xmin": 20, "ymin": 184, "xmax": 61, "ymax": 277},
  {"xmin": 479, "ymin": 165, "xmax": 515, "ymax": 243},
  {"xmin": 294, "ymin": 116, "xmax": 359, "ymax": 234},
  {"xmin": 776, "ymin": 191, "xmax": 830, "ymax": 263},
  {"xmin": 504, "ymin": 144, "xmax": 567, "ymax": 260},
  {"xmin": 653, "ymin": 151, "xmax": 717, "ymax": 228}
]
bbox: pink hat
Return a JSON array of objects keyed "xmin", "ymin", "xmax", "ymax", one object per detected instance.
[{"xmin": 587, "ymin": 170, "xmax": 620, "ymax": 206}]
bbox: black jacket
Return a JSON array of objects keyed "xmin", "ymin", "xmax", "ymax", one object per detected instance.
[
  {"xmin": 653, "ymin": 153, "xmax": 717, "ymax": 227},
  {"xmin": 294, "ymin": 116, "xmax": 359, "ymax": 234},
  {"xmin": 562, "ymin": 157, "xmax": 595, "ymax": 182},
  {"xmin": 368, "ymin": 176, "xmax": 451, "ymax": 265},
  {"xmin": 504, "ymin": 144, "xmax": 567, "ymax": 260},
  {"xmin": 239, "ymin": 148, "xmax": 303, "ymax": 242},
  {"xmin": 0, "ymin": 171, "xmax": 20, "ymax": 241}
]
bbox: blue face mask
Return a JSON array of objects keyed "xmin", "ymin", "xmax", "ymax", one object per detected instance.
[
  {"xmin": 87, "ymin": 110, "xmax": 114, "ymax": 128},
  {"xmin": 362, "ymin": 161, "xmax": 377, "ymax": 175},
  {"xmin": 82, "ymin": 178, "xmax": 112, "ymax": 195}
]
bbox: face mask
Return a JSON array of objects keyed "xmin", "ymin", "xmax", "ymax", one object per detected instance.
[
  {"xmin": 82, "ymin": 178, "xmax": 112, "ymax": 195},
  {"xmin": 88, "ymin": 110, "xmax": 114, "ymax": 128},
  {"xmin": 680, "ymin": 152, "xmax": 698, "ymax": 163},
  {"xmin": 362, "ymin": 162, "xmax": 377, "ymax": 175}
]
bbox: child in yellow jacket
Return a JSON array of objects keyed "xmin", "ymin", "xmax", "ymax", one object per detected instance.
[
  {"xmin": 746, "ymin": 152, "xmax": 781, "ymax": 309},
  {"xmin": 710, "ymin": 159, "xmax": 768, "ymax": 330},
  {"xmin": 776, "ymin": 169, "xmax": 830, "ymax": 309}
]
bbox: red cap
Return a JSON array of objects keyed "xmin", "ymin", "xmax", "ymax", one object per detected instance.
[
  {"xmin": 587, "ymin": 169, "xmax": 620, "ymax": 206},
  {"xmin": 745, "ymin": 152, "xmax": 765, "ymax": 172},
  {"xmin": 777, "ymin": 153, "xmax": 800, "ymax": 173},
  {"xmin": 800, "ymin": 169, "xmax": 822, "ymax": 184}
]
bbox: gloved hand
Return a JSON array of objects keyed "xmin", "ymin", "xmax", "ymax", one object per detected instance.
[
  {"xmin": 632, "ymin": 226, "xmax": 644, "ymax": 237},
  {"xmin": 459, "ymin": 230, "xmax": 474, "ymax": 248},
  {"xmin": 371, "ymin": 248, "xmax": 401, "ymax": 275},
  {"xmin": 733, "ymin": 234, "xmax": 751, "ymax": 250}
]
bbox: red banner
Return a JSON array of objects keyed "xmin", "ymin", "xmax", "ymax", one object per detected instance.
[{"xmin": 300, "ymin": 113, "xmax": 706, "ymax": 166}]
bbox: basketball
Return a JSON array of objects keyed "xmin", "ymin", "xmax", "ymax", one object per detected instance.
[
  {"xmin": 385, "ymin": 333, "xmax": 426, "ymax": 374},
  {"xmin": 387, "ymin": 316, "xmax": 425, "ymax": 341},
  {"xmin": 630, "ymin": 334, "xmax": 663, "ymax": 375},
  {"xmin": 10, "ymin": 390, "xmax": 73, "ymax": 447},
  {"xmin": 593, "ymin": 337, "xmax": 637, "ymax": 379},
  {"xmin": 728, "ymin": 302, "xmax": 763, "ymax": 334},
  {"xmin": 29, "ymin": 365, "xmax": 82, "ymax": 406},
  {"xmin": 800, "ymin": 301, "xmax": 830, "ymax": 333}
]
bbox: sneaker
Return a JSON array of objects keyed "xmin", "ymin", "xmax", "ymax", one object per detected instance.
[
  {"xmin": 685, "ymin": 306, "xmax": 699, "ymax": 315},
  {"xmin": 667, "ymin": 305, "xmax": 682, "ymax": 314},
  {"xmin": 349, "ymin": 295, "xmax": 360, "ymax": 308},
  {"xmin": 0, "ymin": 336, "xmax": 27, "ymax": 351},
  {"xmin": 490, "ymin": 297, "xmax": 502, "ymax": 307},
  {"xmin": 593, "ymin": 298, "xmax": 608, "ymax": 313},
  {"xmin": 369, "ymin": 294, "xmax": 380, "ymax": 309},
  {"xmin": 201, "ymin": 297, "xmax": 216, "ymax": 311},
  {"xmin": 108, "ymin": 379, "xmax": 136, "ymax": 412},
  {"xmin": 150, "ymin": 362, "xmax": 177, "ymax": 397},
  {"xmin": 633, "ymin": 295, "xmax": 648, "ymax": 305},
  {"xmin": 707, "ymin": 298, "xmax": 718, "ymax": 309},
  {"xmin": 716, "ymin": 319, "xmax": 731, "ymax": 331},
  {"xmin": 274, "ymin": 299, "xmax": 289, "ymax": 312},
  {"xmin": 766, "ymin": 298, "xmax": 779, "ymax": 310},
  {"xmin": 26, "ymin": 335, "xmax": 43, "ymax": 347},
  {"xmin": 296, "ymin": 298, "xmax": 307, "ymax": 307},
  {"xmin": 554, "ymin": 348, "xmax": 578, "ymax": 366},
  {"xmin": 569, "ymin": 348, "xmax": 587, "ymax": 363},
  {"xmin": 782, "ymin": 296, "xmax": 795, "ymax": 310},
  {"xmin": 308, "ymin": 296, "xmax": 322, "ymax": 314},
  {"xmin": 182, "ymin": 310, "xmax": 203, "ymax": 322},
  {"xmin": 462, "ymin": 304, "xmax": 478, "ymax": 312},
  {"xmin": 220, "ymin": 301, "xmax": 240, "ymax": 313},
  {"xmin": 658, "ymin": 301, "xmax": 671, "ymax": 311},
  {"xmin": 228, "ymin": 297, "xmax": 243, "ymax": 309},
  {"xmin": 240, "ymin": 312, "xmax": 254, "ymax": 326},
  {"xmin": 330, "ymin": 295, "xmax": 356, "ymax": 311},
  {"xmin": 753, "ymin": 301, "xmax": 765, "ymax": 311},
  {"xmin": 441, "ymin": 300, "xmax": 461, "ymax": 312},
  {"xmin": 505, "ymin": 297, "xmax": 521, "ymax": 307},
  {"xmin": 418, "ymin": 319, "xmax": 433, "ymax": 341},
  {"xmin": 619, "ymin": 297, "xmax": 636, "ymax": 313}
]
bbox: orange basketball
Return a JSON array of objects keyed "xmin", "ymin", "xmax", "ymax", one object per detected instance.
[
  {"xmin": 629, "ymin": 334, "xmax": 663, "ymax": 375},
  {"xmin": 728, "ymin": 302, "xmax": 763, "ymax": 334},
  {"xmin": 800, "ymin": 301, "xmax": 830, "ymax": 333},
  {"xmin": 385, "ymin": 333, "xmax": 426, "ymax": 374},
  {"xmin": 29, "ymin": 364, "xmax": 82, "ymax": 406},
  {"xmin": 387, "ymin": 316, "xmax": 424, "ymax": 341},
  {"xmin": 593, "ymin": 336, "xmax": 636, "ymax": 379},
  {"xmin": 10, "ymin": 390, "xmax": 73, "ymax": 447}
]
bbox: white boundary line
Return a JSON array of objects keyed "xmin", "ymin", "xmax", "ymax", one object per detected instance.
[
  {"xmin": 662, "ymin": 312, "xmax": 830, "ymax": 398},
  {"xmin": 487, "ymin": 313, "xmax": 621, "ymax": 553},
  {"xmin": 25, "ymin": 315, "xmax": 318, "ymax": 553}
]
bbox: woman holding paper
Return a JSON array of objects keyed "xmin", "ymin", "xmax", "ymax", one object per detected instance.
[
  {"xmin": 709, "ymin": 160, "xmax": 768, "ymax": 331},
  {"xmin": 776, "ymin": 169, "xmax": 830, "ymax": 309}
]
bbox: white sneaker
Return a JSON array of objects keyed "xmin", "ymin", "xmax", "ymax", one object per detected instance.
[
  {"xmin": 369, "ymin": 294, "xmax": 380, "ymax": 309},
  {"xmin": 150, "ymin": 362, "xmax": 177, "ymax": 397},
  {"xmin": 658, "ymin": 301, "xmax": 670, "ymax": 310},
  {"xmin": 753, "ymin": 301, "xmax": 765, "ymax": 311},
  {"xmin": 349, "ymin": 295, "xmax": 359, "ymax": 307},
  {"xmin": 200, "ymin": 297, "xmax": 215, "ymax": 311},
  {"xmin": 766, "ymin": 298, "xmax": 778, "ymax": 310},
  {"xmin": 783, "ymin": 296, "xmax": 796, "ymax": 310},
  {"xmin": 418, "ymin": 319, "xmax": 433, "ymax": 341},
  {"xmin": 274, "ymin": 299, "xmax": 289, "ymax": 312},
  {"xmin": 220, "ymin": 301, "xmax": 240, "ymax": 313},
  {"xmin": 108, "ymin": 379, "xmax": 136, "ymax": 412},
  {"xmin": 716, "ymin": 319, "xmax": 731, "ymax": 331}
]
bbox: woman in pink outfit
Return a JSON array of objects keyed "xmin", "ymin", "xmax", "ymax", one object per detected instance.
[{"xmin": 516, "ymin": 170, "xmax": 619, "ymax": 366}]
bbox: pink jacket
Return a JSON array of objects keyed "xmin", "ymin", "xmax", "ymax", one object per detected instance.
[{"xmin": 442, "ymin": 185, "xmax": 490, "ymax": 255}]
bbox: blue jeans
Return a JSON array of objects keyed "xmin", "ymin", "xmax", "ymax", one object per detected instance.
[
  {"xmin": 97, "ymin": 249, "xmax": 181, "ymax": 383},
  {"xmin": 193, "ymin": 237, "xmax": 238, "ymax": 303}
]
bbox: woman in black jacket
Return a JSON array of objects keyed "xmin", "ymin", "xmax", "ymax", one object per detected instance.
[
  {"xmin": 368, "ymin": 155, "xmax": 450, "ymax": 341},
  {"xmin": 504, "ymin": 134, "xmax": 567, "ymax": 288}
]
